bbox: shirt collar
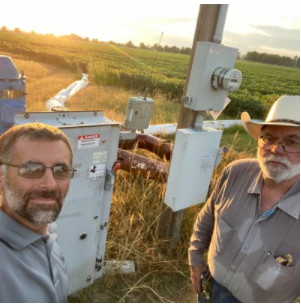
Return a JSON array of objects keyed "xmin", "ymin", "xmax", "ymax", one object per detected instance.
[
  {"xmin": 248, "ymin": 171, "xmax": 263, "ymax": 195},
  {"xmin": 0, "ymin": 209, "xmax": 47, "ymax": 250},
  {"xmin": 247, "ymin": 173, "xmax": 300, "ymax": 220},
  {"xmin": 277, "ymin": 178, "xmax": 300, "ymax": 220}
]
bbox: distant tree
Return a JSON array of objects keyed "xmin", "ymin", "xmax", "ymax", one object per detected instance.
[
  {"xmin": 126, "ymin": 40, "xmax": 134, "ymax": 47},
  {"xmin": 139, "ymin": 42, "xmax": 148, "ymax": 50},
  {"xmin": 179, "ymin": 47, "xmax": 191, "ymax": 55},
  {"xmin": 293, "ymin": 56, "xmax": 300, "ymax": 68},
  {"xmin": 163, "ymin": 45, "xmax": 179, "ymax": 53},
  {"xmin": 1, "ymin": 25, "xmax": 8, "ymax": 32},
  {"xmin": 245, "ymin": 51, "xmax": 299, "ymax": 68},
  {"xmin": 14, "ymin": 27, "xmax": 21, "ymax": 33}
]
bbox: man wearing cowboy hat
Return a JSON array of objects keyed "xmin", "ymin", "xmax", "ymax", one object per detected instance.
[{"xmin": 189, "ymin": 96, "xmax": 300, "ymax": 303}]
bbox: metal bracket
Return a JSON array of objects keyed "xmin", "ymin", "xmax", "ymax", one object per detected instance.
[
  {"xmin": 180, "ymin": 95, "xmax": 192, "ymax": 105},
  {"xmin": 100, "ymin": 221, "xmax": 108, "ymax": 230},
  {"xmin": 104, "ymin": 169, "xmax": 115, "ymax": 190},
  {"xmin": 95, "ymin": 256, "xmax": 103, "ymax": 271}
]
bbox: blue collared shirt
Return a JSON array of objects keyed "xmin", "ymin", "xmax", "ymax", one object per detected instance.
[{"xmin": 0, "ymin": 209, "xmax": 68, "ymax": 302}]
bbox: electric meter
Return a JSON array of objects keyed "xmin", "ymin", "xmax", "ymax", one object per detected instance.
[
  {"xmin": 184, "ymin": 42, "xmax": 241, "ymax": 112},
  {"xmin": 211, "ymin": 67, "xmax": 242, "ymax": 92}
]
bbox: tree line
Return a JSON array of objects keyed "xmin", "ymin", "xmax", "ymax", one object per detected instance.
[{"xmin": 243, "ymin": 51, "xmax": 299, "ymax": 68}]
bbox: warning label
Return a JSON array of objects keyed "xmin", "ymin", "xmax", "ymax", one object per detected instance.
[{"xmin": 78, "ymin": 134, "xmax": 100, "ymax": 150}]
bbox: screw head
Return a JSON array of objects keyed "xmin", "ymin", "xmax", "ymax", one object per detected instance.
[{"xmin": 80, "ymin": 233, "xmax": 87, "ymax": 240}]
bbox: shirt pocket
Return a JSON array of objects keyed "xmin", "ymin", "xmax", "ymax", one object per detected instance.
[
  {"xmin": 210, "ymin": 212, "xmax": 235, "ymax": 255},
  {"xmin": 250, "ymin": 250, "xmax": 298, "ymax": 291}
]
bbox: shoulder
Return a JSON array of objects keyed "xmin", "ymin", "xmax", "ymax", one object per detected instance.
[
  {"xmin": 217, "ymin": 158, "xmax": 260, "ymax": 186},
  {"xmin": 225, "ymin": 158, "xmax": 259, "ymax": 175}
]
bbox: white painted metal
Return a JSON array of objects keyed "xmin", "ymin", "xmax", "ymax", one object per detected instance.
[
  {"xmin": 46, "ymin": 74, "xmax": 89, "ymax": 111},
  {"xmin": 164, "ymin": 127, "xmax": 222, "ymax": 211},
  {"xmin": 143, "ymin": 120, "xmax": 244, "ymax": 135},
  {"xmin": 104, "ymin": 260, "xmax": 135, "ymax": 275},
  {"xmin": 124, "ymin": 97, "xmax": 154, "ymax": 130},
  {"xmin": 14, "ymin": 111, "xmax": 120, "ymax": 294},
  {"xmin": 185, "ymin": 42, "xmax": 238, "ymax": 112},
  {"xmin": 213, "ymin": 4, "xmax": 229, "ymax": 44}
]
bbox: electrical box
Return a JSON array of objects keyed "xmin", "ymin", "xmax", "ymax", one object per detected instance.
[
  {"xmin": 164, "ymin": 127, "xmax": 222, "ymax": 211},
  {"xmin": 14, "ymin": 111, "xmax": 120, "ymax": 294},
  {"xmin": 124, "ymin": 97, "xmax": 154, "ymax": 130},
  {"xmin": 0, "ymin": 56, "xmax": 26, "ymax": 134},
  {"xmin": 185, "ymin": 42, "xmax": 240, "ymax": 112}
]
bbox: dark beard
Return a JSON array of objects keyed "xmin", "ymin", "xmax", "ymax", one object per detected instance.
[{"xmin": 20, "ymin": 190, "xmax": 63, "ymax": 225}]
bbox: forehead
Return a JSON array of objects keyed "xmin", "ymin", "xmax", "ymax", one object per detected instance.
[
  {"xmin": 11, "ymin": 138, "xmax": 71, "ymax": 165},
  {"xmin": 261, "ymin": 125, "xmax": 300, "ymax": 138}
]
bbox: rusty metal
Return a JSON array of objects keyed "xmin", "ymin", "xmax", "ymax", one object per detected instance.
[
  {"xmin": 117, "ymin": 148, "xmax": 169, "ymax": 182},
  {"xmin": 119, "ymin": 133, "xmax": 173, "ymax": 160}
]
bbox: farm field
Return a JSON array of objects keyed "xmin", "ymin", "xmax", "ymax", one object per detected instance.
[
  {"xmin": 0, "ymin": 30, "xmax": 300, "ymax": 120},
  {"xmin": 0, "ymin": 31, "xmax": 299, "ymax": 302}
]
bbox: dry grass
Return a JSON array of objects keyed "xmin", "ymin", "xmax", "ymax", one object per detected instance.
[{"xmin": 3, "ymin": 55, "xmax": 257, "ymax": 302}]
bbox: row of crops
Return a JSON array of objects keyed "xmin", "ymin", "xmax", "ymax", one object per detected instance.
[{"xmin": 0, "ymin": 31, "xmax": 299, "ymax": 119}]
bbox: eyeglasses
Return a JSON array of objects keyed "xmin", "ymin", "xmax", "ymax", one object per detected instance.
[
  {"xmin": 2, "ymin": 162, "xmax": 76, "ymax": 180},
  {"xmin": 258, "ymin": 136, "xmax": 300, "ymax": 153}
]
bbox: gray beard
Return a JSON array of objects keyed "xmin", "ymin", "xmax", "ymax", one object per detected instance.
[
  {"xmin": 257, "ymin": 150, "xmax": 300, "ymax": 183},
  {"xmin": 2, "ymin": 178, "xmax": 64, "ymax": 226}
]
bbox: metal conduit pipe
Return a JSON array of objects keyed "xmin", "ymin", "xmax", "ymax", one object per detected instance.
[{"xmin": 213, "ymin": 4, "xmax": 229, "ymax": 44}]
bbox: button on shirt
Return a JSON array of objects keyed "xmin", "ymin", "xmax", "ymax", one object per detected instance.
[
  {"xmin": 0, "ymin": 210, "xmax": 68, "ymax": 302},
  {"xmin": 189, "ymin": 159, "xmax": 300, "ymax": 303}
]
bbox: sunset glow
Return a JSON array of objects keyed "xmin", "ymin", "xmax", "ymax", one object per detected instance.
[{"xmin": 0, "ymin": 0, "xmax": 299, "ymax": 57}]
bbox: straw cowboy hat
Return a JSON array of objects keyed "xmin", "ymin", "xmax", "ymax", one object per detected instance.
[{"xmin": 241, "ymin": 95, "xmax": 300, "ymax": 139}]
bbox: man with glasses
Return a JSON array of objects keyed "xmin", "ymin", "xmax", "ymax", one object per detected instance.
[
  {"xmin": 189, "ymin": 96, "xmax": 300, "ymax": 303},
  {"xmin": 0, "ymin": 122, "xmax": 76, "ymax": 302}
]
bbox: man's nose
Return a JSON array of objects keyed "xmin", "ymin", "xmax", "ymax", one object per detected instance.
[
  {"xmin": 39, "ymin": 168, "xmax": 58, "ymax": 188},
  {"xmin": 270, "ymin": 142, "xmax": 286, "ymax": 154}
]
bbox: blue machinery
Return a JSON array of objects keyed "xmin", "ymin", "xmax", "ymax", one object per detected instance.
[{"xmin": 0, "ymin": 56, "xmax": 26, "ymax": 134}]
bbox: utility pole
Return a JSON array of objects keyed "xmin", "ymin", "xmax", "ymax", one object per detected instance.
[{"xmin": 158, "ymin": 4, "xmax": 224, "ymax": 245}]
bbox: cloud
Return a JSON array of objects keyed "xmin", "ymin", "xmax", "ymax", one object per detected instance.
[
  {"xmin": 251, "ymin": 25, "xmax": 300, "ymax": 40},
  {"xmin": 223, "ymin": 26, "xmax": 300, "ymax": 56}
]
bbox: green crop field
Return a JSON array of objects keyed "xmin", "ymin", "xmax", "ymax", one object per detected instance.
[{"xmin": 0, "ymin": 30, "xmax": 299, "ymax": 120}]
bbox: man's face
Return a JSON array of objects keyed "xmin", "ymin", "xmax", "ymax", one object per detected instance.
[
  {"xmin": 0, "ymin": 138, "xmax": 71, "ymax": 227},
  {"xmin": 258, "ymin": 125, "xmax": 300, "ymax": 183}
]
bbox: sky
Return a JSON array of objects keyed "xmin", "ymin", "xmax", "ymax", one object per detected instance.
[{"xmin": 0, "ymin": 0, "xmax": 300, "ymax": 57}]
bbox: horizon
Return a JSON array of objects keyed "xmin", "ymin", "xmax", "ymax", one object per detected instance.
[
  {"xmin": 0, "ymin": 1, "xmax": 299, "ymax": 58},
  {"xmin": 1, "ymin": 25, "xmax": 299, "ymax": 60}
]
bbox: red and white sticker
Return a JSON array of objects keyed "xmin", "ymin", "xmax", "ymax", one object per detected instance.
[{"xmin": 78, "ymin": 134, "xmax": 100, "ymax": 149}]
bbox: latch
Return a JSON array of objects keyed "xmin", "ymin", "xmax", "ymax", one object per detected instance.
[
  {"xmin": 95, "ymin": 256, "xmax": 103, "ymax": 271},
  {"xmin": 104, "ymin": 169, "xmax": 115, "ymax": 190}
]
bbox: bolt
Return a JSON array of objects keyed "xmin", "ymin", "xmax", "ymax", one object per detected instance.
[{"xmin": 80, "ymin": 233, "xmax": 87, "ymax": 240}]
